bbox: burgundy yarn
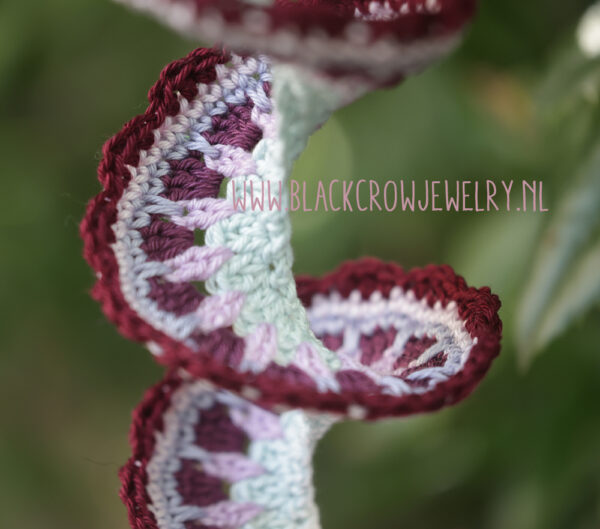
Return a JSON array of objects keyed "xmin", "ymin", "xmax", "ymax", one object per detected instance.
[
  {"xmin": 162, "ymin": 158, "xmax": 224, "ymax": 202},
  {"xmin": 81, "ymin": 47, "xmax": 230, "ymax": 340},
  {"xmin": 147, "ymin": 277, "xmax": 203, "ymax": 316},
  {"xmin": 140, "ymin": 216, "xmax": 194, "ymax": 261},
  {"xmin": 176, "ymin": 460, "xmax": 228, "ymax": 507},
  {"xmin": 81, "ymin": 46, "xmax": 501, "ymax": 420},
  {"xmin": 170, "ymin": 257, "xmax": 502, "ymax": 419},
  {"xmin": 394, "ymin": 335, "xmax": 438, "ymax": 369},
  {"xmin": 119, "ymin": 374, "xmax": 231, "ymax": 529},
  {"xmin": 158, "ymin": 0, "xmax": 477, "ymax": 81},
  {"xmin": 119, "ymin": 374, "xmax": 251, "ymax": 529},
  {"xmin": 194, "ymin": 403, "xmax": 249, "ymax": 452},
  {"xmin": 119, "ymin": 375, "xmax": 183, "ymax": 529},
  {"xmin": 205, "ymin": 101, "xmax": 264, "ymax": 151},
  {"xmin": 189, "ymin": 0, "xmax": 476, "ymax": 42},
  {"xmin": 85, "ymin": 4, "xmax": 497, "ymax": 528},
  {"xmin": 359, "ymin": 327, "xmax": 398, "ymax": 365}
]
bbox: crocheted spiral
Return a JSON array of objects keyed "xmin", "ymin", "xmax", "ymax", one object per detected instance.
[
  {"xmin": 81, "ymin": 2, "xmax": 501, "ymax": 528},
  {"xmin": 118, "ymin": 0, "xmax": 476, "ymax": 83}
]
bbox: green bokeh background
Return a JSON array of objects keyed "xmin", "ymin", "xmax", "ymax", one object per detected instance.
[{"xmin": 2, "ymin": 1, "xmax": 600, "ymax": 528}]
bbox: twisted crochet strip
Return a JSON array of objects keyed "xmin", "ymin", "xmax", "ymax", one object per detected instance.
[
  {"xmin": 81, "ymin": 48, "xmax": 501, "ymax": 419},
  {"xmin": 118, "ymin": 0, "xmax": 476, "ymax": 83},
  {"xmin": 121, "ymin": 374, "xmax": 331, "ymax": 529},
  {"xmin": 80, "ymin": 1, "xmax": 501, "ymax": 527}
]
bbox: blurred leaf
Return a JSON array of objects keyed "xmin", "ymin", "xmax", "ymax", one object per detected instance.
[
  {"xmin": 532, "ymin": 238, "xmax": 600, "ymax": 350},
  {"xmin": 462, "ymin": 0, "xmax": 593, "ymax": 68},
  {"xmin": 538, "ymin": 44, "xmax": 600, "ymax": 165},
  {"xmin": 447, "ymin": 212, "xmax": 543, "ymax": 306},
  {"xmin": 538, "ymin": 47, "xmax": 600, "ymax": 114},
  {"xmin": 516, "ymin": 145, "xmax": 600, "ymax": 365}
]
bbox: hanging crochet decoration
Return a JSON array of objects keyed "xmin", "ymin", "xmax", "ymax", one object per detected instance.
[{"xmin": 80, "ymin": 1, "xmax": 501, "ymax": 528}]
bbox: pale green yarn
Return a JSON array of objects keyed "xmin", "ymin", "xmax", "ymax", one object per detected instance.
[
  {"xmin": 230, "ymin": 410, "xmax": 338, "ymax": 529},
  {"xmin": 204, "ymin": 64, "xmax": 349, "ymax": 368},
  {"xmin": 272, "ymin": 64, "xmax": 348, "ymax": 163}
]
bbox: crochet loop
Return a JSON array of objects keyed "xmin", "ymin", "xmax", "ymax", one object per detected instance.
[{"xmin": 81, "ymin": 2, "xmax": 500, "ymax": 528}]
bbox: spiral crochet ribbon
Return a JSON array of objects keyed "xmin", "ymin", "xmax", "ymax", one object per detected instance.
[{"xmin": 81, "ymin": 1, "xmax": 501, "ymax": 528}]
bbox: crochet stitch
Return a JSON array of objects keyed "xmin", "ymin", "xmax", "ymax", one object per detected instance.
[
  {"xmin": 116, "ymin": 0, "xmax": 476, "ymax": 83},
  {"xmin": 121, "ymin": 374, "xmax": 331, "ymax": 529},
  {"xmin": 81, "ymin": 1, "xmax": 501, "ymax": 527},
  {"xmin": 81, "ymin": 48, "xmax": 500, "ymax": 418}
]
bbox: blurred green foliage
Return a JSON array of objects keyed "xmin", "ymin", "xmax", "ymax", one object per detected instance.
[{"xmin": 1, "ymin": 1, "xmax": 600, "ymax": 528}]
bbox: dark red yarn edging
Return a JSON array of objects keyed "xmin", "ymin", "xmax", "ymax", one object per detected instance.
[
  {"xmin": 120, "ymin": 374, "xmax": 251, "ymax": 529},
  {"xmin": 176, "ymin": 258, "xmax": 502, "ymax": 419},
  {"xmin": 143, "ymin": 257, "xmax": 501, "ymax": 420},
  {"xmin": 188, "ymin": 0, "xmax": 476, "ymax": 43},
  {"xmin": 119, "ymin": 374, "xmax": 183, "ymax": 529},
  {"xmin": 80, "ymin": 47, "xmax": 230, "ymax": 347},
  {"xmin": 117, "ymin": 270, "xmax": 501, "ymax": 529},
  {"xmin": 81, "ymin": 46, "xmax": 501, "ymax": 421},
  {"xmin": 295, "ymin": 258, "xmax": 502, "ymax": 416}
]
